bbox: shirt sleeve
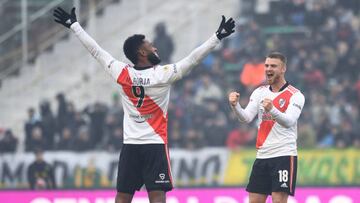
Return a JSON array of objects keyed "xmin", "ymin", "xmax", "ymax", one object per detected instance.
[
  {"xmin": 154, "ymin": 34, "xmax": 220, "ymax": 84},
  {"xmin": 70, "ymin": 22, "xmax": 127, "ymax": 81},
  {"xmin": 269, "ymin": 91, "xmax": 305, "ymax": 128},
  {"xmin": 231, "ymin": 88, "xmax": 260, "ymax": 123}
]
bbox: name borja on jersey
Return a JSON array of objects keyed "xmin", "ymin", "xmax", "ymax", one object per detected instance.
[{"xmin": 132, "ymin": 77, "xmax": 151, "ymax": 86}]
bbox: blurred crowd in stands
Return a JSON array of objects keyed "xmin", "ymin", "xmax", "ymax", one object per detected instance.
[{"xmin": 1, "ymin": 0, "xmax": 359, "ymax": 153}]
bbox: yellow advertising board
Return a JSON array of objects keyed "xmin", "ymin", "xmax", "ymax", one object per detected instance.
[{"xmin": 223, "ymin": 148, "xmax": 360, "ymax": 186}]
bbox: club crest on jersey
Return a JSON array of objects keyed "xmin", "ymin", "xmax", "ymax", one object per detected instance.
[{"xmin": 279, "ymin": 98, "xmax": 286, "ymax": 108}]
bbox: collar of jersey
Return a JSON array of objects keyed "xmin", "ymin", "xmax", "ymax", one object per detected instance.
[
  {"xmin": 269, "ymin": 81, "xmax": 289, "ymax": 92},
  {"xmin": 133, "ymin": 65, "xmax": 153, "ymax": 70}
]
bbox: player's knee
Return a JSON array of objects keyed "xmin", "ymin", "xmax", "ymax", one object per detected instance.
[
  {"xmin": 148, "ymin": 190, "xmax": 166, "ymax": 203},
  {"xmin": 115, "ymin": 192, "xmax": 133, "ymax": 203},
  {"xmin": 272, "ymin": 200, "xmax": 286, "ymax": 203},
  {"xmin": 271, "ymin": 194, "xmax": 288, "ymax": 203},
  {"xmin": 248, "ymin": 193, "xmax": 267, "ymax": 203}
]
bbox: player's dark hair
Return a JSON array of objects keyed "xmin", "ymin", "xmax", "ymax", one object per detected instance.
[
  {"xmin": 123, "ymin": 34, "xmax": 145, "ymax": 64},
  {"xmin": 267, "ymin": 52, "xmax": 287, "ymax": 65}
]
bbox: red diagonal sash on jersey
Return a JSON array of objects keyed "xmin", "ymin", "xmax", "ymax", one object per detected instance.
[
  {"xmin": 256, "ymin": 90, "xmax": 293, "ymax": 148},
  {"xmin": 117, "ymin": 68, "xmax": 168, "ymax": 143}
]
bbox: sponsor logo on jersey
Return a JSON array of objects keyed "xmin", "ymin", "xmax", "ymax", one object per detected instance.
[
  {"xmin": 132, "ymin": 77, "xmax": 150, "ymax": 86},
  {"xmin": 129, "ymin": 114, "xmax": 152, "ymax": 123},
  {"xmin": 155, "ymin": 173, "xmax": 170, "ymax": 184}
]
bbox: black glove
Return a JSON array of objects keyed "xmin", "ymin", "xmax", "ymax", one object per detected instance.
[
  {"xmin": 53, "ymin": 7, "xmax": 77, "ymax": 28},
  {"xmin": 216, "ymin": 15, "xmax": 235, "ymax": 40}
]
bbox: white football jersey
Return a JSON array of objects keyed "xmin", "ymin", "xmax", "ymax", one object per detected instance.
[
  {"xmin": 233, "ymin": 83, "xmax": 305, "ymax": 158},
  {"xmin": 71, "ymin": 22, "xmax": 220, "ymax": 144},
  {"xmin": 109, "ymin": 64, "xmax": 183, "ymax": 144}
]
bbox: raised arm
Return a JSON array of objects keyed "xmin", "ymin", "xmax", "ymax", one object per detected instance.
[
  {"xmin": 229, "ymin": 90, "xmax": 259, "ymax": 123},
  {"xmin": 53, "ymin": 7, "xmax": 126, "ymax": 80}
]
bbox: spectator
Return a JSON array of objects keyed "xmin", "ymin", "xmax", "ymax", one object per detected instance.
[
  {"xmin": 55, "ymin": 127, "xmax": 74, "ymax": 151},
  {"xmin": 240, "ymin": 56, "xmax": 265, "ymax": 89},
  {"xmin": 27, "ymin": 126, "xmax": 48, "ymax": 152},
  {"xmin": 194, "ymin": 74, "xmax": 223, "ymax": 105},
  {"xmin": 56, "ymin": 93, "xmax": 68, "ymax": 133},
  {"xmin": 65, "ymin": 103, "xmax": 83, "ymax": 135},
  {"xmin": 104, "ymin": 126, "xmax": 123, "ymax": 152},
  {"xmin": 108, "ymin": 92, "xmax": 124, "ymax": 118},
  {"xmin": 297, "ymin": 121, "xmax": 317, "ymax": 148},
  {"xmin": 183, "ymin": 128, "xmax": 205, "ymax": 150},
  {"xmin": 27, "ymin": 148, "xmax": 56, "ymax": 189},
  {"xmin": 153, "ymin": 22, "xmax": 174, "ymax": 64},
  {"xmin": 202, "ymin": 99, "xmax": 228, "ymax": 147},
  {"xmin": 85, "ymin": 103, "xmax": 107, "ymax": 145},
  {"xmin": 168, "ymin": 120, "xmax": 184, "ymax": 149},
  {"xmin": 335, "ymin": 119, "xmax": 354, "ymax": 148},
  {"xmin": 318, "ymin": 126, "xmax": 338, "ymax": 148},
  {"xmin": 39, "ymin": 101, "xmax": 56, "ymax": 149},
  {"xmin": 226, "ymin": 125, "xmax": 255, "ymax": 149},
  {"xmin": 73, "ymin": 126, "xmax": 93, "ymax": 152},
  {"xmin": 101, "ymin": 112, "xmax": 122, "ymax": 151},
  {"xmin": 0, "ymin": 129, "xmax": 18, "ymax": 153},
  {"xmin": 25, "ymin": 108, "xmax": 41, "ymax": 151}
]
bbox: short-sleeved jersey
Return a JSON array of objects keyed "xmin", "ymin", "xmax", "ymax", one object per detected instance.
[
  {"xmin": 234, "ymin": 83, "xmax": 305, "ymax": 158},
  {"xmin": 71, "ymin": 22, "xmax": 220, "ymax": 144}
]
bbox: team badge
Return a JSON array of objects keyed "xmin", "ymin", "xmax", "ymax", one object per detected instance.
[{"xmin": 279, "ymin": 98, "xmax": 286, "ymax": 108}]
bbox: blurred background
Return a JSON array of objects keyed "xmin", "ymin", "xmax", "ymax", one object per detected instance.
[{"xmin": 0, "ymin": 0, "xmax": 359, "ymax": 202}]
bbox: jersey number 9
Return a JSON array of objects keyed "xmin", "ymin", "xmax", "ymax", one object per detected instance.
[{"xmin": 132, "ymin": 86, "xmax": 145, "ymax": 107}]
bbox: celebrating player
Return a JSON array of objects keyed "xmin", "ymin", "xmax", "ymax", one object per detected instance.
[
  {"xmin": 229, "ymin": 52, "xmax": 305, "ymax": 203},
  {"xmin": 54, "ymin": 7, "xmax": 235, "ymax": 203}
]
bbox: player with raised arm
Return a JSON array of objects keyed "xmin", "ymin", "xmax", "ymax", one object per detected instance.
[
  {"xmin": 53, "ymin": 7, "xmax": 235, "ymax": 203},
  {"xmin": 228, "ymin": 52, "xmax": 305, "ymax": 203}
]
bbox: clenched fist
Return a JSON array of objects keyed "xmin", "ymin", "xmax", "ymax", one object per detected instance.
[
  {"xmin": 262, "ymin": 98, "xmax": 273, "ymax": 112},
  {"xmin": 229, "ymin": 92, "xmax": 240, "ymax": 107}
]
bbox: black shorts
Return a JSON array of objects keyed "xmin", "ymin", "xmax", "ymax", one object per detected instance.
[
  {"xmin": 116, "ymin": 144, "xmax": 173, "ymax": 194},
  {"xmin": 246, "ymin": 156, "xmax": 297, "ymax": 196}
]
